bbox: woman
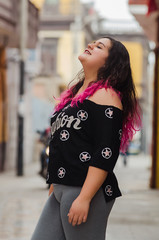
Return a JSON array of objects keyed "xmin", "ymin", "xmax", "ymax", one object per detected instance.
[{"xmin": 31, "ymin": 37, "xmax": 141, "ymax": 240}]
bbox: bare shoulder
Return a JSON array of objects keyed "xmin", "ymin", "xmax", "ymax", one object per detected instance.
[{"xmin": 88, "ymin": 88, "xmax": 123, "ymax": 110}]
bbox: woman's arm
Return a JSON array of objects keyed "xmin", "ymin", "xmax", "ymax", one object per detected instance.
[
  {"xmin": 48, "ymin": 184, "xmax": 54, "ymax": 196},
  {"xmin": 68, "ymin": 88, "xmax": 122, "ymax": 226},
  {"xmin": 79, "ymin": 166, "xmax": 107, "ymax": 201},
  {"xmin": 68, "ymin": 166, "xmax": 108, "ymax": 226}
]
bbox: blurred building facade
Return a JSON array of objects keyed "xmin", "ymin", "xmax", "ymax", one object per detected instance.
[
  {"xmin": 34, "ymin": 0, "xmax": 151, "ymax": 159},
  {"xmin": 129, "ymin": 0, "xmax": 159, "ymax": 188},
  {"xmin": 0, "ymin": 0, "xmax": 100, "ymax": 173},
  {"xmin": 0, "ymin": 0, "xmax": 39, "ymax": 172},
  {"xmin": 30, "ymin": 0, "xmax": 99, "ymax": 134},
  {"xmin": 1, "ymin": 0, "xmax": 155, "ymax": 182},
  {"xmin": 38, "ymin": 0, "xmax": 98, "ymax": 91}
]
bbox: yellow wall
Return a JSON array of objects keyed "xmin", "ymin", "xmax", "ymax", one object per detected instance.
[
  {"xmin": 60, "ymin": 0, "xmax": 72, "ymax": 15},
  {"xmin": 122, "ymin": 42, "xmax": 143, "ymax": 98},
  {"xmin": 30, "ymin": 0, "xmax": 80, "ymax": 13},
  {"xmin": 59, "ymin": 0, "xmax": 80, "ymax": 15},
  {"xmin": 57, "ymin": 31, "xmax": 85, "ymax": 85},
  {"xmin": 30, "ymin": 0, "xmax": 45, "ymax": 9}
]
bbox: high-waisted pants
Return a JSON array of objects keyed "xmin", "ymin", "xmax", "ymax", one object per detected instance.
[{"xmin": 31, "ymin": 184, "xmax": 115, "ymax": 240}]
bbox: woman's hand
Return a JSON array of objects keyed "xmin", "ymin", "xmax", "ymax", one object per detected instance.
[
  {"xmin": 68, "ymin": 196, "xmax": 90, "ymax": 226},
  {"xmin": 68, "ymin": 167, "xmax": 107, "ymax": 226}
]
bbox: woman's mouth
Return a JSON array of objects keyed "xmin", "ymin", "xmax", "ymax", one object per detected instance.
[{"xmin": 84, "ymin": 49, "xmax": 91, "ymax": 55}]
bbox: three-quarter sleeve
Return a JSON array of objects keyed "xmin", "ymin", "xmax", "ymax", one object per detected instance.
[{"xmin": 86, "ymin": 100, "xmax": 123, "ymax": 172}]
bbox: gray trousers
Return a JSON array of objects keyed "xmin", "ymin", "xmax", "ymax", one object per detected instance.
[{"xmin": 31, "ymin": 184, "xmax": 115, "ymax": 240}]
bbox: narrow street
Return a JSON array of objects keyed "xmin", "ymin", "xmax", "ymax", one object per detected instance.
[
  {"xmin": 0, "ymin": 1, "xmax": 159, "ymax": 240},
  {"xmin": 107, "ymin": 154, "xmax": 159, "ymax": 240},
  {"xmin": 0, "ymin": 162, "xmax": 47, "ymax": 240},
  {"xmin": 0, "ymin": 153, "xmax": 159, "ymax": 240}
]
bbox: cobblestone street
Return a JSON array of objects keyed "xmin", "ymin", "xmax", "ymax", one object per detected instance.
[
  {"xmin": 0, "ymin": 154, "xmax": 159, "ymax": 240},
  {"xmin": 0, "ymin": 162, "xmax": 47, "ymax": 240}
]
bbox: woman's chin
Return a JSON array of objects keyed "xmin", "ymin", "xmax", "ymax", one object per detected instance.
[{"xmin": 78, "ymin": 54, "xmax": 87, "ymax": 63}]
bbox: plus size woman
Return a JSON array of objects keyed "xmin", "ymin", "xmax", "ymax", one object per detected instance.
[{"xmin": 31, "ymin": 37, "xmax": 141, "ymax": 240}]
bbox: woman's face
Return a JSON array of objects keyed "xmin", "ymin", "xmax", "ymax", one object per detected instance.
[{"xmin": 78, "ymin": 38, "xmax": 112, "ymax": 71}]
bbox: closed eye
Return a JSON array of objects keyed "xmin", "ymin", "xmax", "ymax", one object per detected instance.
[{"xmin": 97, "ymin": 45, "xmax": 102, "ymax": 49}]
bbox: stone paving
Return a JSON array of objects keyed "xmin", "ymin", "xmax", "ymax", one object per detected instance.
[
  {"xmin": 107, "ymin": 153, "xmax": 159, "ymax": 240},
  {"xmin": 0, "ymin": 153, "xmax": 159, "ymax": 240},
  {"xmin": 0, "ymin": 162, "xmax": 47, "ymax": 240}
]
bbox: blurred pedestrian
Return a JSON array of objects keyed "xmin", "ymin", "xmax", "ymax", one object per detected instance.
[
  {"xmin": 31, "ymin": 37, "xmax": 141, "ymax": 240},
  {"xmin": 120, "ymin": 141, "xmax": 130, "ymax": 166}
]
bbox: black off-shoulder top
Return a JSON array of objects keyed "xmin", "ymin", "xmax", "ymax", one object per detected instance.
[{"xmin": 46, "ymin": 99, "xmax": 123, "ymax": 202}]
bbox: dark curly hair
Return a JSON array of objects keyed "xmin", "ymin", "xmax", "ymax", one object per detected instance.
[
  {"xmin": 55, "ymin": 37, "xmax": 142, "ymax": 152},
  {"xmin": 97, "ymin": 37, "xmax": 138, "ymax": 121}
]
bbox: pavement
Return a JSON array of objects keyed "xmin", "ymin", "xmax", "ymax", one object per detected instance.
[
  {"xmin": 0, "ymin": 153, "xmax": 159, "ymax": 240},
  {"xmin": 107, "ymin": 153, "xmax": 159, "ymax": 240}
]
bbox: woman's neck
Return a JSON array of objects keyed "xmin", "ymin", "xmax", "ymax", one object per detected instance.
[
  {"xmin": 77, "ymin": 78, "xmax": 95, "ymax": 95},
  {"xmin": 80, "ymin": 72, "xmax": 97, "ymax": 92},
  {"xmin": 74, "ymin": 68, "xmax": 98, "ymax": 97}
]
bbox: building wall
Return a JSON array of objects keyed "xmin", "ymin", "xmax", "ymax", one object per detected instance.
[
  {"xmin": 23, "ymin": 74, "xmax": 35, "ymax": 166},
  {"xmin": 123, "ymin": 40, "xmax": 152, "ymax": 154},
  {"xmin": 5, "ymin": 50, "xmax": 19, "ymax": 170},
  {"xmin": 122, "ymin": 41, "xmax": 143, "ymax": 98},
  {"xmin": 57, "ymin": 30, "xmax": 85, "ymax": 85},
  {"xmin": 0, "ymin": 0, "xmax": 39, "ymax": 172},
  {"xmin": 38, "ymin": 29, "xmax": 85, "ymax": 91},
  {"xmin": 0, "ymin": 47, "xmax": 8, "ymax": 171},
  {"xmin": 5, "ymin": 49, "xmax": 35, "ymax": 170}
]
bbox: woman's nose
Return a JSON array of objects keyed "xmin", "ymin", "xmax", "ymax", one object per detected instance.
[{"xmin": 88, "ymin": 42, "xmax": 94, "ymax": 49}]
